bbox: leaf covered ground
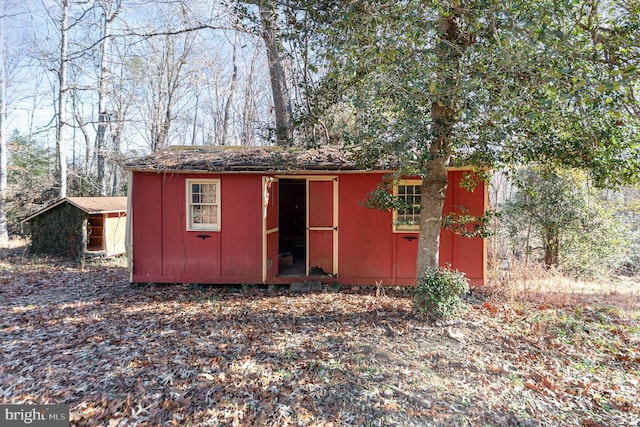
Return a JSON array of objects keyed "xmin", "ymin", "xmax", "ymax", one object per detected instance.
[{"xmin": 1, "ymin": 254, "xmax": 639, "ymax": 426}]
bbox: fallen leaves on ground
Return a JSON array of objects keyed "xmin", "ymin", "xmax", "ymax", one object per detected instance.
[{"xmin": 1, "ymin": 256, "xmax": 639, "ymax": 426}]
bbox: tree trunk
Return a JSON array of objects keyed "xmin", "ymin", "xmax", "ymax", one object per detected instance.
[
  {"xmin": 147, "ymin": 34, "xmax": 191, "ymax": 152},
  {"xmin": 416, "ymin": 108, "xmax": 452, "ymax": 277},
  {"xmin": 259, "ymin": 2, "xmax": 291, "ymax": 146},
  {"xmin": 110, "ymin": 111, "xmax": 123, "ymax": 195},
  {"xmin": 191, "ymin": 90, "xmax": 199, "ymax": 145},
  {"xmin": 222, "ymin": 33, "xmax": 239, "ymax": 146},
  {"xmin": 415, "ymin": 10, "xmax": 467, "ymax": 280},
  {"xmin": 0, "ymin": 3, "xmax": 8, "ymax": 243},
  {"xmin": 56, "ymin": 0, "xmax": 70, "ymax": 199},
  {"xmin": 524, "ymin": 217, "xmax": 532, "ymax": 267},
  {"xmin": 543, "ymin": 227, "xmax": 560, "ymax": 268},
  {"xmin": 95, "ymin": 2, "xmax": 121, "ymax": 196},
  {"xmin": 0, "ymin": 92, "xmax": 7, "ymax": 244},
  {"xmin": 69, "ymin": 90, "xmax": 91, "ymax": 181},
  {"xmin": 241, "ymin": 49, "xmax": 260, "ymax": 145}
]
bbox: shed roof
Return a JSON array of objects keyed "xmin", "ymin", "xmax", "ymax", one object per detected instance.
[
  {"xmin": 65, "ymin": 197, "xmax": 128, "ymax": 213},
  {"xmin": 22, "ymin": 197, "xmax": 127, "ymax": 223},
  {"xmin": 124, "ymin": 145, "xmax": 398, "ymax": 173}
]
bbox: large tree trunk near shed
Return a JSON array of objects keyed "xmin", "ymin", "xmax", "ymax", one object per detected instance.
[
  {"xmin": 259, "ymin": 2, "xmax": 291, "ymax": 146},
  {"xmin": 416, "ymin": 108, "xmax": 451, "ymax": 278},
  {"xmin": 415, "ymin": 11, "xmax": 465, "ymax": 280}
]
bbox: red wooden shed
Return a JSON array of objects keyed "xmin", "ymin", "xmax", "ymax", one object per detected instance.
[{"xmin": 124, "ymin": 146, "xmax": 487, "ymax": 286}]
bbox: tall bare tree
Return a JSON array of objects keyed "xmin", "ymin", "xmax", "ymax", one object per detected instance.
[
  {"xmin": 55, "ymin": 0, "xmax": 71, "ymax": 198},
  {"xmin": 106, "ymin": 64, "xmax": 130, "ymax": 195},
  {"xmin": 0, "ymin": 0, "xmax": 8, "ymax": 243},
  {"xmin": 221, "ymin": 32, "xmax": 239, "ymax": 145},
  {"xmin": 138, "ymin": 33, "xmax": 193, "ymax": 152},
  {"xmin": 95, "ymin": 0, "xmax": 121, "ymax": 196},
  {"xmin": 258, "ymin": 1, "xmax": 291, "ymax": 145},
  {"xmin": 240, "ymin": 46, "xmax": 266, "ymax": 145}
]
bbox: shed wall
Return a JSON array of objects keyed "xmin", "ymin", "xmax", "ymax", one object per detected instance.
[
  {"xmin": 28, "ymin": 203, "xmax": 86, "ymax": 259},
  {"xmin": 104, "ymin": 213, "xmax": 127, "ymax": 256},
  {"xmin": 131, "ymin": 173, "xmax": 263, "ymax": 283},
  {"xmin": 130, "ymin": 170, "xmax": 486, "ymax": 285},
  {"xmin": 335, "ymin": 172, "xmax": 485, "ymax": 286}
]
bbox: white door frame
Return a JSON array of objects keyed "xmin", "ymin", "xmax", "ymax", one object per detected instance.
[{"xmin": 262, "ymin": 176, "xmax": 279, "ymax": 283}]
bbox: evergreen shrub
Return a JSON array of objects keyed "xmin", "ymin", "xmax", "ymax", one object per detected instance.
[{"xmin": 414, "ymin": 267, "xmax": 469, "ymax": 321}]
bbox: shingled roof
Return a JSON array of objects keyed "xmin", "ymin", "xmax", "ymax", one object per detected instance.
[
  {"xmin": 21, "ymin": 197, "xmax": 127, "ymax": 223},
  {"xmin": 124, "ymin": 145, "xmax": 396, "ymax": 173}
]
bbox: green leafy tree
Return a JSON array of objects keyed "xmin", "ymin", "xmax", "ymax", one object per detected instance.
[
  {"xmin": 7, "ymin": 131, "xmax": 56, "ymax": 232},
  {"xmin": 290, "ymin": 0, "xmax": 640, "ymax": 283},
  {"xmin": 501, "ymin": 166, "xmax": 629, "ymax": 276},
  {"xmin": 8, "ymin": 131, "xmax": 54, "ymax": 186}
]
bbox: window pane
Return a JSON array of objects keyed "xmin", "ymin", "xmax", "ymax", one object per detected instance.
[
  {"xmin": 203, "ymin": 205, "xmax": 217, "ymax": 224},
  {"xmin": 192, "ymin": 205, "xmax": 203, "ymax": 224},
  {"xmin": 188, "ymin": 180, "xmax": 220, "ymax": 229},
  {"xmin": 192, "ymin": 205, "xmax": 217, "ymax": 223},
  {"xmin": 394, "ymin": 182, "xmax": 422, "ymax": 230},
  {"xmin": 201, "ymin": 184, "xmax": 217, "ymax": 203}
]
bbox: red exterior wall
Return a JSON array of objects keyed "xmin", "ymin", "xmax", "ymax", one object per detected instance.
[
  {"xmin": 131, "ymin": 173, "xmax": 261, "ymax": 283},
  {"xmin": 130, "ymin": 170, "xmax": 486, "ymax": 286},
  {"xmin": 335, "ymin": 171, "xmax": 486, "ymax": 286},
  {"xmin": 337, "ymin": 174, "xmax": 394, "ymax": 280}
]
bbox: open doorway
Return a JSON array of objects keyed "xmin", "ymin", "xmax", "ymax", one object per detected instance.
[
  {"xmin": 278, "ymin": 179, "xmax": 306, "ymax": 276},
  {"xmin": 87, "ymin": 214, "xmax": 105, "ymax": 252}
]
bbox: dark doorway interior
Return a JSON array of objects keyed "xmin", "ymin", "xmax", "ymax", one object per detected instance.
[
  {"xmin": 87, "ymin": 214, "xmax": 104, "ymax": 252},
  {"xmin": 278, "ymin": 179, "xmax": 306, "ymax": 276}
]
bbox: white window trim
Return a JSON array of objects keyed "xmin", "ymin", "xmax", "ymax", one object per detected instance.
[
  {"xmin": 186, "ymin": 179, "xmax": 221, "ymax": 231},
  {"xmin": 393, "ymin": 179, "xmax": 421, "ymax": 233}
]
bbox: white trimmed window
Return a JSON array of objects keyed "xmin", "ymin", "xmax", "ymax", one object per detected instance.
[
  {"xmin": 186, "ymin": 179, "xmax": 220, "ymax": 231},
  {"xmin": 393, "ymin": 180, "xmax": 421, "ymax": 232}
]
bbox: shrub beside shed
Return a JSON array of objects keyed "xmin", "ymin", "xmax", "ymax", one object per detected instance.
[{"xmin": 22, "ymin": 197, "xmax": 127, "ymax": 259}]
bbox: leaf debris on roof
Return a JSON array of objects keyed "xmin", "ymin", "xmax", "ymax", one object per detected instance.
[{"xmin": 124, "ymin": 145, "xmax": 396, "ymax": 172}]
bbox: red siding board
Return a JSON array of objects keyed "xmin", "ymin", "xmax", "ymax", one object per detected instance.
[
  {"xmin": 308, "ymin": 230, "xmax": 333, "ymax": 273},
  {"xmin": 132, "ymin": 173, "xmax": 162, "ymax": 280},
  {"xmin": 160, "ymin": 173, "xmax": 222, "ymax": 280},
  {"xmin": 438, "ymin": 230, "xmax": 455, "ymax": 268},
  {"xmin": 337, "ymin": 174, "xmax": 394, "ymax": 280},
  {"xmin": 439, "ymin": 174, "xmax": 456, "ymax": 269},
  {"xmin": 308, "ymin": 180, "xmax": 335, "ymax": 275},
  {"xmin": 445, "ymin": 170, "xmax": 487, "ymax": 283},
  {"xmin": 266, "ymin": 232, "xmax": 278, "ymax": 278},
  {"xmin": 221, "ymin": 175, "xmax": 262, "ymax": 278},
  {"xmin": 308, "ymin": 180, "xmax": 333, "ymax": 227},
  {"xmin": 395, "ymin": 236, "xmax": 418, "ymax": 279}
]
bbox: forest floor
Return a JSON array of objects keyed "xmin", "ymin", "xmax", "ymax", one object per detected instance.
[{"xmin": 1, "ymin": 243, "xmax": 639, "ymax": 426}]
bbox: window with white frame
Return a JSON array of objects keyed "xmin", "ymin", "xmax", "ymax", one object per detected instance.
[
  {"xmin": 186, "ymin": 179, "xmax": 220, "ymax": 231},
  {"xmin": 393, "ymin": 180, "xmax": 421, "ymax": 232}
]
